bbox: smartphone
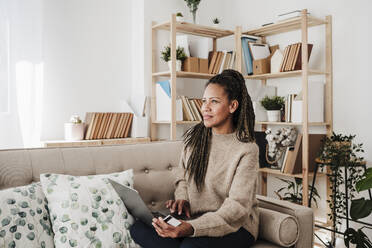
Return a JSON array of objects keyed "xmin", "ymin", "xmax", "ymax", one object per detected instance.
[{"xmin": 163, "ymin": 215, "xmax": 181, "ymax": 227}]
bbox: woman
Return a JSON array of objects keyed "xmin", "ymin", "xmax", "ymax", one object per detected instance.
[{"xmin": 130, "ymin": 69, "xmax": 259, "ymax": 248}]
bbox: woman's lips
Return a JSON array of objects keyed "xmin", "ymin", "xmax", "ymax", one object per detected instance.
[{"xmin": 203, "ymin": 115, "xmax": 212, "ymax": 120}]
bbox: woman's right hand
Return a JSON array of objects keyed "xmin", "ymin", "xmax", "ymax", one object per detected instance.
[{"xmin": 165, "ymin": 199, "xmax": 191, "ymax": 218}]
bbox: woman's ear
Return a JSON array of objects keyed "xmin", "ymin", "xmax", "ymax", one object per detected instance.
[{"xmin": 229, "ymin": 100, "xmax": 239, "ymax": 114}]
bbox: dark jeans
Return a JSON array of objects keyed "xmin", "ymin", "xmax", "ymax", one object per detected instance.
[{"xmin": 129, "ymin": 220, "xmax": 255, "ymax": 248}]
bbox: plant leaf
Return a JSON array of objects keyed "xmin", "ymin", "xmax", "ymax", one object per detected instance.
[
  {"xmin": 356, "ymin": 169, "xmax": 372, "ymax": 192},
  {"xmin": 350, "ymin": 198, "xmax": 372, "ymax": 220}
]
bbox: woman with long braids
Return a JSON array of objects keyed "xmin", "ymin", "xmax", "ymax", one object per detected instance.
[{"xmin": 130, "ymin": 69, "xmax": 259, "ymax": 248}]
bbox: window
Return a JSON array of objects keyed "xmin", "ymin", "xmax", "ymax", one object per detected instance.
[{"xmin": 0, "ymin": 17, "xmax": 9, "ymax": 113}]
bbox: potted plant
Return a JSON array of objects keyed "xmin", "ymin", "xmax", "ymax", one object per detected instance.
[
  {"xmin": 345, "ymin": 168, "xmax": 372, "ymax": 247},
  {"xmin": 176, "ymin": 12, "xmax": 184, "ymax": 22},
  {"xmin": 275, "ymin": 177, "xmax": 320, "ymax": 206},
  {"xmin": 212, "ymin": 17, "xmax": 220, "ymax": 27},
  {"xmin": 318, "ymin": 133, "xmax": 366, "ymax": 247},
  {"xmin": 260, "ymin": 95, "xmax": 285, "ymax": 122},
  {"xmin": 184, "ymin": 0, "xmax": 201, "ymax": 24},
  {"xmin": 160, "ymin": 45, "xmax": 187, "ymax": 71}
]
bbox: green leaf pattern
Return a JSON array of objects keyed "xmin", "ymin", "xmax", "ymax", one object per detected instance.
[
  {"xmin": 0, "ymin": 183, "xmax": 55, "ymax": 247},
  {"xmin": 40, "ymin": 169, "xmax": 138, "ymax": 247}
]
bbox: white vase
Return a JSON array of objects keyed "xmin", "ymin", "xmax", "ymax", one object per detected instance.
[
  {"xmin": 64, "ymin": 123, "xmax": 85, "ymax": 140},
  {"xmin": 168, "ymin": 60, "xmax": 182, "ymax": 71},
  {"xmin": 212, "ymin": 23, "xmax": 220, "ymax": 28},
  {"xmin": 176, "ymin": 16, "xmax": 184, "ymax": 22},
  {"xmin": 267, "ymin": 110, "xmax": 281, "ymax": 122}
]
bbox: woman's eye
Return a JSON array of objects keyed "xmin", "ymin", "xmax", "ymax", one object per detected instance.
[{"xmin": 212, "ymin": 100, "xmax": 218, "ymax": 103}]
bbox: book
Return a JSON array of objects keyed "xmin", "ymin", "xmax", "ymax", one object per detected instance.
[
  {"xmin": 103, "ymin": 113, "xmax": 113, "ymax": 138},
  {"xmin": 285, "ymin": 44, "xmax": 295, "ymax": 71},
  {"xmin": 281, "ymin": 147, "xmax": 291, "ymax": 172},
  {"xmin": 106, "ymin": 113, "xmax": 118, "ymax": 139},
  {"xmin": 119, "ymin": 113, "xmax": 129, "ymax": 138},
  {"xmin": 291, "ymin": 43, "xmax": 301, "ymax": 71},
  {"xmin": 292, "ymin": 134, "xmax": 326, "ymax": 174},
  {"xmin": 280, "ymin": 46, "xmax": 290, "ymax": 72},
  {"xmin": 283, "ymin": 133, "xmax": 302, "ymax": 174},
  {"xmin": 111, "ymin": 113, "xmax": 122, "ymax": 138},
  {"xmin": 124, "ymin": 113, "xmax": 134, "ymax": 138},
  {"xmin": 213, "ymin": 51, "xmax": 224, "ymax": 74},
  {"xmin": 218, "ymin": 51, "xmax": 227, "ymax": 74},
  {"xmin": 114, "ymin": 113, "xmax": 124, "ymax": 138},
  {"xmin": 190, "ymin": 99, "xmax": 202, "ymax": 121},
  {"xmin": 84, "ymin": 112, "xmax": 96, "ymax": 140},
  {"xmin": 241, "ymin": 37, "xmax": 256, "ymax": 75},
  {"xmin": 97, "ymin": 113, "xmax": 108, "ymax": 139},
  {"xmin": 208, "ymin": 51, "xmax": 218, "ymax": 74},
  {"xmin": 293, "ymin": 44, "xmax": 313, "ymax": 70},
  {"xmin": 185, "ymin": 97, "xmax": 197, "ymax": 121},
  {"xmin": 92, "ymin": 113, "xmax": 103, "ymax": 139}
]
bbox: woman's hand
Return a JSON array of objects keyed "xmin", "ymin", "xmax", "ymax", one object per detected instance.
[
  {"xmin": 165, "ymin": 199, "xmax": 191, "ymax": 218},
  {"xmin": 152, "ymin": 217, "xmax": 194, "ymax": 238}
]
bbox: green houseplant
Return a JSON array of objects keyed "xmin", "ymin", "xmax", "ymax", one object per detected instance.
[
  {"xmin": 160, "ymin": 45, "xmax": 187, "ymax": 71},
  {"xmin": 176, "ymin": 12, "xmax": 184, "ymax": 22},
  {"xmin": 212, "ymin": 17, "xmax": 220, "ymax": 27},
  {"xmin": 184, "ymin": 0, "xmax": 201, "ymax": 24},
  {"xmin": 345, "ymin": 167, "xmax": 372, "ymax": 247},
  {"xmin": 318, "ymin": 132, "xmax": 368, "ymax": 247},
  {"xmin": 275, "ymin": 177, "xmax": 320, "ymax": 206},
  {"xmin": 260, "ymin": 95, "xmax": 285, "ymax": 122}
]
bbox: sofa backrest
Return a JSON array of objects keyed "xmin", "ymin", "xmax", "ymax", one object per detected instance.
[{"xmin": 0, "ymin": 141, "xmax": 183, "ymax": 212}]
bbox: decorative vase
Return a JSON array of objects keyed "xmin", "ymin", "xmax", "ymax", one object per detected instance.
[
  {"xmin": 192, "ymin": 11, "xmax": 197, "ymax": 24},
  {"xmin": 267, "ymin": 110, "xmax": 281, "ymax": 122},
  {"xmin": 64, "ymin": 123, "xmax": 85, "ymax": 140},
  {"xmin": 176, "ymin": 16, "xmax": 184, "ymax": 22},
  {"xmin": 168, "ymin": 60, "xmax": 182, "ymax": 71},
  {"xmin": 212, "ymin": 23, "xmax": 220, "ymax": 28}
]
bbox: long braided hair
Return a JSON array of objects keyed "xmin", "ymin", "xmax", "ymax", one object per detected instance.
[{"xmin": 183, "ymin": 69, "xmax": 255, "ymax": 192}]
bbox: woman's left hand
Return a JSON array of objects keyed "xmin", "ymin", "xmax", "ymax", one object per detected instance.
[{"xmin": 152, "ymin": 217, "xmax": 194, "ymax": 238}]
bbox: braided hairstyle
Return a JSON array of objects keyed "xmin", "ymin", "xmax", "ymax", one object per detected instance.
[{"xmin": 183, "ymin": 69, "xmax": 255, "ymax": 192}]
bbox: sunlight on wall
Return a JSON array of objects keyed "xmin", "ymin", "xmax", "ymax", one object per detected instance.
[{"xmin": 16, "ymin": 61, "xmax": 44, "ymax": 147}]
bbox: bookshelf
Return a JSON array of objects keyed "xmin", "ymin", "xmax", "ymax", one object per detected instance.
[
  {"xmin": 151, "ymin": 14, "xmax": 235, "ymax": 141},
  {"xmin": 150, "ymin": 10, "xmax": 333, "ymax": 209},
  {"xmin": 238, "ymin": 9, "xmax": 333, "ymax": 209}
]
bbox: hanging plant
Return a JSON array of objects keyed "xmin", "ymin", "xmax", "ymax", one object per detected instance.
[
  {"xmin": 184, "ymin": 0, "xmax": 201, "ymax": 24},
  {"xmin": 318, "ymin": 132, "xmax": 365, "ymax": 235}
]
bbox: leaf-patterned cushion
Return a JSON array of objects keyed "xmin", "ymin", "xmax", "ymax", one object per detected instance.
[
  {"xmin": 40, "ymin": 169, "xmax": 139, "ymax": 248},
  {"xmin": 0, "ymin": 182, "xmax": 55, "ymax": 248}
]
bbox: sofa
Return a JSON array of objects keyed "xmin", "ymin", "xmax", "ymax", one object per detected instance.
[{"xmin": 0, "ymin": 141, "xmax": 314, "ymax": 247}]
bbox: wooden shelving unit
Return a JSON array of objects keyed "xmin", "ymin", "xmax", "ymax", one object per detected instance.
[
  {"xmin": 258, "ymin": 167, "xmax": 325, "ymax": 179},
  {"xmin": 151, "ymin": 15, "xmax": 235, "ymax": 141},
  {"xmin": 150, "ymin": 11, "xmax": 333, "ymax": 208},
  {"xmin": 240, "ymin": 10, "xmax": 333, "ymax": 209}
]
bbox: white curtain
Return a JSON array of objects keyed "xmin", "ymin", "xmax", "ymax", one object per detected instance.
[{"xmin": 0, "ymin": 0, "xmax": 44, "ymax": 148}]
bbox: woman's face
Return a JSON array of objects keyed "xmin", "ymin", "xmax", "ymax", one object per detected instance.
[{"xmin": 202, "ymin": 83, "xmax": 238, "ymax": 133}]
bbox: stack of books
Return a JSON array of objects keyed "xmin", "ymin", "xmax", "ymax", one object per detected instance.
[
  {"xmin": 208, "ymin": 51, "xmax": 236, "ymax": 74},
  {"xmin": 280, "ymin": 43, "xmax": 313, "ymax": 72},
  {"xmin": 284, "ymin": 94, "xmax": 297, "ymax": 122},
  {"xmin": 241, "ymin": 35, "xmax": 262, "ymax": 75},
  {"xmin": 180, "ymin": 96, "xmax": 203, "ymax": 121},
  {"xmin": 84, "ymin": 112, "xmax": 133, "ymax": 140}
]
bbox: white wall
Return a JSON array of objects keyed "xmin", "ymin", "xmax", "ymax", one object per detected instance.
[{"xmin": 41, "ymin": 0, "xmax": 133, "ymax": 140}]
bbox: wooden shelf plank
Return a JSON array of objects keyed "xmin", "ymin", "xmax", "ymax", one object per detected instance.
[
  {"xmin": 243, "ymin": 16, "xmax": 327, "ymax": 37},
  {"xmin": 42, "ymin": 137, "xmax": 151, "ymax": 148},
  {"xmin": 244, "ymin": 70, "xmax": 326, "ymax": 80},
  {"xmin": 153, "ymin": 121, "xmax": 200, "ymax": 124},
  {"xmin": 259, "ymin": 167, "xmax": 325, "ymax": 178},
  {"xmin": 256, "ymin": 121, "xmax": 329, "ymax": 126},
  {"xmin": 153, "ymin": 71, "xmax": 216, "ymax": 79},
  {"xmin": 152, "ymin": 21, "xmax": 234, "ymax": 38}
]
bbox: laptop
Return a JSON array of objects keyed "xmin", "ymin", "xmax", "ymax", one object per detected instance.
[{"xmin": 108, "ymin": 179, "xmax": 181, "ymax": 227}]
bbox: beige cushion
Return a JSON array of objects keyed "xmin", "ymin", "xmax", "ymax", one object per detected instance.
[{"xmin": 258, "ymin": 207, "xmax": 299, "ymax": 247}]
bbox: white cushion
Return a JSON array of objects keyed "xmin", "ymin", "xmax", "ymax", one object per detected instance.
[{"xmin": 40, "ymin": 169, "xmax": 139, "ymax": 248}]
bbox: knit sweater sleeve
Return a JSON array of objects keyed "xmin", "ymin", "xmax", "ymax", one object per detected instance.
[
  {"xmin": 174, "ymin": 147, "xmax": 189, "ymax": 201},
  {"xmin": 187, "ymin": 144, "xmax": 259, "ymax": 237}
]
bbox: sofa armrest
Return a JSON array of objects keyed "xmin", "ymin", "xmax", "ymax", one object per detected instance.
[{"xmin": 256, "ymin": 195, "xmax": 314, "ymax": 248}]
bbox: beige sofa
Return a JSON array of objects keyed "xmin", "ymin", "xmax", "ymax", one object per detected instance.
[{"xmin": 0, "ymin": 141, "xmax": 314, "ymax": 247}]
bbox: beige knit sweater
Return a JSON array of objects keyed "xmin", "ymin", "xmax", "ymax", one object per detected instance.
[{"xmin": 174, "ymin": 131, "xmax": 259, "ymax": 240}]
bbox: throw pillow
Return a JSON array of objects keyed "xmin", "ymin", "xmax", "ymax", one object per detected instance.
[
  {"xmin": 0, "ymin": 182, "xmax": 55, "ymax": 248},
  {"xmin": 40, "ymin": 169, "xmax": 138, "ymax": 248}
]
